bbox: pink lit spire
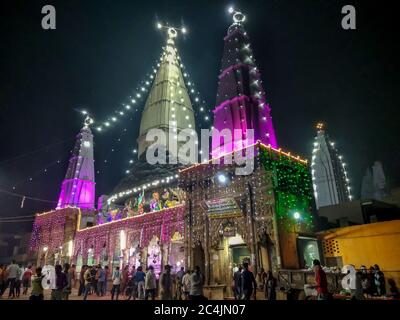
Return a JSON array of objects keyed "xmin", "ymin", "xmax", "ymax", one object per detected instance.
[
  {"xmin": 57, "ymin": 116, "xmax": 95, "ymax": 210},
  {"xmin": 212, "ymin": 9, "xmax": 277, "ymax": 156}
]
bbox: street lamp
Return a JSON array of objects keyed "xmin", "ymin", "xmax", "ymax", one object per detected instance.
[
  {"xmin": 293, "ymin": 211, "xmax": 301, "ymax": 220},
  {"xmin": 293, "ymin": 211, "xmax": 301, "ymax": 233},
  {"xmin": 217, "ymin": 173, "xmax": 227, "ymax": 184}
]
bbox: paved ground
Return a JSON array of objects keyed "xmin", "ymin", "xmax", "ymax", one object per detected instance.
[
  {"xmin": 0, "ymin": 286, "xmax": 143, "ymax": 301},
  {"xmin": 0, "ymin": 286, "xmax": 268, "ymax": 301}
]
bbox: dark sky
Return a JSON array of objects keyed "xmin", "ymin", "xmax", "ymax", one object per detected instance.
[{"xmin": 0, "ymin": 0, "xmax": 398, "ymax": 233}]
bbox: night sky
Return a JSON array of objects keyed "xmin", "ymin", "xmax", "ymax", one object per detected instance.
[{"xmin": 0, "ymin": 0, "xmax": 398, "ymax": 233}]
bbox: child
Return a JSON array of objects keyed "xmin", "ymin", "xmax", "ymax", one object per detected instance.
[{"xmin": 30, "ymin": 267, "xmax": 44, "ymax": 300}]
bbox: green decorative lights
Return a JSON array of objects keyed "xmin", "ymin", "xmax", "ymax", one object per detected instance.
[{"xmin": 260, "ymin": 147, "xmax": 315, "ymax": 233}]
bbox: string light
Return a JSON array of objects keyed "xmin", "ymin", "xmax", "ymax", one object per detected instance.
[{"xmin": 311, "ymin": 125, "xmax": 352, "ymax": 202}]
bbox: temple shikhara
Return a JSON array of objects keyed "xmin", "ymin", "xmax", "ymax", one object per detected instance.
[{"xmin": 29, "ymin": 10, "xmax": 319, "ymax": 298}]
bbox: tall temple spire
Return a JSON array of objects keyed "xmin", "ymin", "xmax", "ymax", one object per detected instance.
[
  {"xmin": 212, "ymin": 9, "xmax": 277, "ymax": 156},
  {"xmin": 137, "ymin": 24, "xmax": 196, "ymax": 158},
  {"xmin": 57, "ymin": 116, "xmax": 95, "ymax": 209},
  {"xmin": 311, "ymin": 122, "xmax": 352, "ymax": 209}
]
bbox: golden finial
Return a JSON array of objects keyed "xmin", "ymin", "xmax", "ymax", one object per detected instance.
[
  {"xmin": 156, "ymin": 22, "xmax": 187, "ymax": 40},
  {"xmin": 316, "ymin": 122, "xmax": 324, "ymax": 131}
]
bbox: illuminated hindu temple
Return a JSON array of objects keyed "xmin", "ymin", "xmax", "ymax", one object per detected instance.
[{"xmin": 29, "ymin": 10, "xmax": 319, "ymax": 299}]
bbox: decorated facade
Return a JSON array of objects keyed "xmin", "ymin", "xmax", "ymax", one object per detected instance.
[
  {"xmin": 29, "ymin": 10, "xmax": 319, "ymax": 299},
  {"xmin": 176, "ymin": 11, "xmax": 318, "ymax": 298},
  {"xmin": 180, "ymin": 142, "xmax": 318, "ymax": 297}
]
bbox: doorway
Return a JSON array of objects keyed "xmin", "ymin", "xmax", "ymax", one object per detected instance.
[{"xmin": 228, "ymin": 234, "xmax": 250, "ymax": 271}]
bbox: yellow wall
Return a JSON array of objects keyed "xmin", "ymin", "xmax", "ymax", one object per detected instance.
[{"xmin": 318, "ymin": 220, "xmax": 400, "ymax": 289}]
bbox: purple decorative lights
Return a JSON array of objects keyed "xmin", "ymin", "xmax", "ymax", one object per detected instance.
[{"xmin": 211, "ymin": 10, "xmax": 277, "ymax": 157}]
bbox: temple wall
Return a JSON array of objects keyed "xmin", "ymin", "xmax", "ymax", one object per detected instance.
[
  {"xmin": 318, "ymin": 220, "xmax": 400, "ymax": 290},
  {"xmin": 71, "ymin": 205, "xmax": 185, "ymax": 273},
  {"xmin": 181, "ymin": 144, "xmax": 316, "ymax": 298}
]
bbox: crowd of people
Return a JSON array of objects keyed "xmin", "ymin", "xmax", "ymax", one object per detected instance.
[
  {"xmin": 75, "ymin": 264, "xmax": 207, "ymax": 301},
  {"xmin": 0, "ymin": 260, "xmax": 38, "ymax": 299},
  {"xmin": 0, "ymin": 259, "xmax": 208, "ymax": 301},
  {"xmin": 310, "ymin": 260, "xmax": 397, "ymax": 300},
  {"xmin": 1, "ymin": 258, "xmax": 397, "ymax": 301},
  {"xmin": 232, "ymin": 263, "xmax": 276, "ymax": 300}
]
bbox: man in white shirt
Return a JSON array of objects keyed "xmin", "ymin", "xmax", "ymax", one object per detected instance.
[
  {"xmin": 144, "ymin": 266, "xmax": 157, "ymax": 300},
  {"xmin": 182, "ymin": 270, "xmax": 192, "ymax": 300},
  {"xmin": 111, "ymin": 266, "xmax": 121, "ymax": 300},
  {"xmin": 6, "ymin": 260, "xmax": 20, "ymax": 299}
]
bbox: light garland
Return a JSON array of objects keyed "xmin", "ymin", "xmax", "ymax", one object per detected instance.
[
  {"xmin": 107, "ymin": 174, "xmax": 180, "ymax": 204},
  {"xmin": 180, "ymin": 141, "xmax": 307, "ymax": 173},
  {"xmin": 116, "ymin": 141, "xmax": 307, "ymax": 205},
  {"xmin": 77, "ymin": 204, "xmax": 184, "ymax": 232},
  {"xmin": 121, "ymin": 25, "xmax": 213, "ymax": 175},
  {"xmin": 4, "ymin": 137, "xmax": 74, "ymax": 193},
  {"xmin": 311, "ymin": 123, "xmax": 352, "ymax": 202},
  {"xmin": 29, "ymin": 207, "xmax": 81, "ymax": 253},
  {"xmin": 73, "ymin": 205, "xmax": 185, "ymax": 261}
]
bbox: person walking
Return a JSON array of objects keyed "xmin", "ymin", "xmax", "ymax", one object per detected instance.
[
  {"xmin": 111, "ymin": 266, "xmax": 122, "ymax": 300},
  {"xmin": 78, "ymin": 265, "xmax": 87, "ymax": 296},
  {"xmin": 103, "ymin": 266, "xmax": 109, "ymax": 296},
  {"xmin": 182, "ymin": 270, "xmax": 191, "ymax": 300},
  {"xmin": 265, "ymin": 271, "xmax": 277, "ymax": 300},
  {"xmin": 22, "ymin": 266, "xmax": 33, "ymax": 295},
  {"xmin": 126, "ymin": 266, "xmax": 137, "ymax": 300},
  {"xmin": 233, "ymin": 266, "xmax": 243, "ymax": 300},
  {"xmin": 62, "ymin": 263, "xmax": 72, "ymax": 300},
  {"xmin": 6, "ymin": 260, "xmax": 20, "ymax": 299},
  {"xmin": 241, "ymin": 263, "xmax": 257, "ymax": 300},
  {"xmin": 69, "ymin": 264, "xmax": 77, "ymax": 289},
  {"xmin": 135, "ymin": 266, "xmax": 146, "ymax": 299},
  {"xmin": 83, "ymin": 266, "xmax": 93, "ymax": 300},
  {"xmin": 160, "ymin": 265, "xmax": 173, "ymax": 300},
  {"xmin": 144, "ymin": 265, "xmax": 157, "ymax": 300},
  {"xmin": 51, "ymin": 264, "xmax": 67, "ymax": 300},
  {"xmin": 120, "ymin": 265, "xmax": 129, "ymax": 297},
  {"xmin": 175, "ymin": 267, "xmax": 185, "ymax": 300},
  {"xmin": 91, "ymin": 265, "xmax": 98, "ymax": 295},
  {"xmin": 0, "ymin": 264, "xmax": 6, "ymax": 297},
  {"xmin": 14, "ymin": 265, "xmax": 23, "ymax": 298},
  {"xmin": 257, "ymin": 268, "xmax": 267, "ymax": 291},
  {"xmin": 29, "ymin": 267, "xmax": 45, "ymax": 301},
  {"xmin": 96, "ymin": 265, "xmax": 106, "ymax": 296},
  {"xmin": 313, "ymin": 259, "xmax": 328, "ymax": 300},
  {"xmin": 190, "ymin": 266, "xmax": 205, "ymax": 301}
]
